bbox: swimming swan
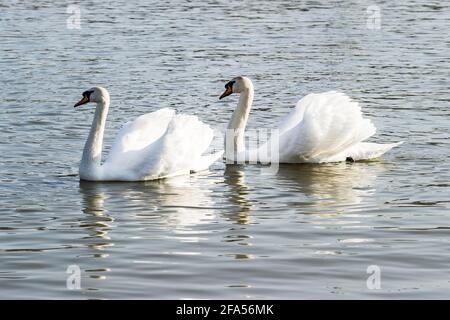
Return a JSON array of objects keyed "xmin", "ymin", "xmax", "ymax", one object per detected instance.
[
  {"xmin": 74, "ymin": 87, "xmax": 222, "ymax": 181},
  {"xmin": 219, "ymin": 76, "xmax": 401, "ymax": 163}
]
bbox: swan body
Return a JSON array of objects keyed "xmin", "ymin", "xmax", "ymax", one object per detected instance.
[
  {"xmin": 219, "ymin": 76, "xmax": 401, "ymax": 163},
  {"xmin": 74, "ymin": 87, "xmax": 222, "ymax": 181}
]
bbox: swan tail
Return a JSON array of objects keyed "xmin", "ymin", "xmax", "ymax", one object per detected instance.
[
  {"xmin": 345, "ymin": 141, "xmax": 404, "ymax": 161},
  {"xmin": 319, "ymin": 141, "xmax": 403, "ymax": 163},
  {"xmin": 191, "ymin": 150, "xmax": 224, "ymax": 173}
]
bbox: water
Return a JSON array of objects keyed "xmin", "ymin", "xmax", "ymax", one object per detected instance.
[{"xmin": 1, "ymin": 0, "xmax": 450, "ymax": 299}]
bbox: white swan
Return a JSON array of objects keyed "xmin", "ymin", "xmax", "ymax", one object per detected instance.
[
  {"xmin": 74, "ymin": 87, "xmax": 222, "ymax": 181},
  {"xmin": 219, "ymin": 76, "xmax": 401, "ymax": 163}
]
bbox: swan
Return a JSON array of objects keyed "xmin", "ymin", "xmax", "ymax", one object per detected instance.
[
  {"xmin": 219, "ymin": 76, "xmax": 402, "ymax": 163},
  {"xmin": 73, "ymin": 87, "xmax": 222, "ymax": 181}
]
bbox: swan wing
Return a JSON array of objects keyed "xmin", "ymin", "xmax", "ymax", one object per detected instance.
[
  {"xmin": 104, "ymin": 108, "xmax": 175, "ymax": 168},
  {"xmin": 277, "ymin": 91, "xmax": 377, "ymax": 163},
  {"xmin": 138, "ymin": 114, "xmax": 220, "ymax": 180},
  {"xmin": 327, "ymin": 142, "xmax": 404, "ymax": 162},
  {"xmin": 103, "ymin": 110, "xmax": 220, "ymax": 181}
]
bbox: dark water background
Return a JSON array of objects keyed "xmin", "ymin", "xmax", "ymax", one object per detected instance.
[{"xmin": 1, "ymin": 0, "xmax": 449, "ymax": 298}]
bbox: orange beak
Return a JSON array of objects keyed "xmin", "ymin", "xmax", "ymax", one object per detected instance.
[
  {"xmin": 219, "ymin": 86, "xmax": 233, "ymax": 100},
  {"xmin": 74, "ymin": 96, "xmax": 90, "ymax": 108}
]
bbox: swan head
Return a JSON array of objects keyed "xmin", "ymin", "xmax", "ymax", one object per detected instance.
[
  {"xmin": 74, "ymin": 86, "xmax": 110, "ymax": 108},
  {"xmin": 219, "ymin": 76, "xmax": 252, "ymax": 100}
]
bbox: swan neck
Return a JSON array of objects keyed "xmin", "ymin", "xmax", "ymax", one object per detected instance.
[
  {"xmin": 80, "ymin": 99, "xmax": 109, "ymax": 178},
  {"xmin": 228, "ymin": 86, "xmax": 254, "ymax": 131},
  {"xmin": 226, "ymin": 84, "xmax": 254, "ymax": 155}
]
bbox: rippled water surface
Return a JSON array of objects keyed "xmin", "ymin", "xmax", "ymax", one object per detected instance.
[{"xmin": 1, "ymin": 0, "xmax": 450, "ymax": 299}]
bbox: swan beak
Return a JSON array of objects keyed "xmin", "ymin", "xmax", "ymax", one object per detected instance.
[
  {"xmin": 219, "ymin": 86, "xmax": 233, "ymax": 100},
  {"xmin": 74, "ymin": 96, "xmax": 89, "ymax": 108}
]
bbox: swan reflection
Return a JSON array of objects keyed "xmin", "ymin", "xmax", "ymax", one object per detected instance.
[
  {"xmin": 222, "ymin": 166, "xmax": 254, "ymax": 260},
  {"xmin": 79, "ymin": 174, "xmax": 219, "ymax": 240},
  {"xmin": 222, "ymin": 161, "xmax": 388, "ymax": 214},
  {"xmin": 79, "ymin": 181, "xmax": 115, "ymax": 251},
  {"xmin": 274, "ymin": 162, "xmax": 389, "ymax": 212},
  {"xmin": 76, "ymin": 161, "xmax": 389, "ymax": 265},
  {"xmin": 223, "ymin": 165, "xmax": 252, "ymax": 225}
]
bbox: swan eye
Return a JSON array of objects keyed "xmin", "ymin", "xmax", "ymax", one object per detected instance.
[
  {"xmin": 225, "ymin": 80, "xmax": 235, "ymax": 89},
  {"xmin": 82, "ymin": 90, "xmax": 94, "ymax": 98}
]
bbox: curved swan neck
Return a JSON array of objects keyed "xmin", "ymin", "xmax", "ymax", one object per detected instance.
[
  {"xmin": 80, "ymin": 97, "xmax": 109, "ymax": 179},
  {"xmin": 227, "ymin": 83, "xmax": 254, "ymax": 131},
  {"xmin": 226, "ymin": 81, "xmax": 254, "ymax": 155}
]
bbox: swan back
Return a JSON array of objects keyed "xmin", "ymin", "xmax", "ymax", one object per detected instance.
[
  {"xmin": 106, "ymin": 108, "xmax": 175, "ymax": 168},
  {"xmin": 102, "ymin": 108, "xmax": 219, "ymax": 181}
]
